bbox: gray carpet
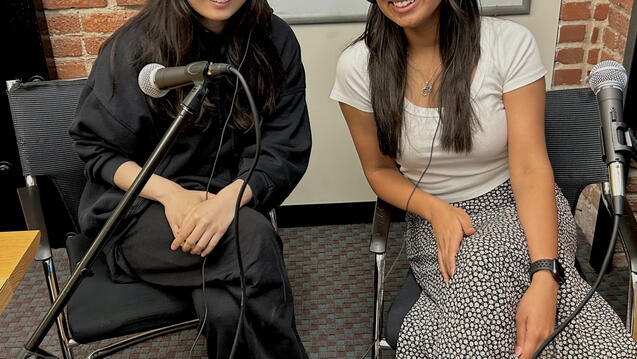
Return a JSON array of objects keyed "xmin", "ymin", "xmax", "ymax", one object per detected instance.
[{"xmin": 0, "ymin": 223, "xmax": 631, "ymax": 358}]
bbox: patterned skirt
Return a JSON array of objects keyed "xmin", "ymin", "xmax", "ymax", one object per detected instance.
[{"xmin": 396, "ymin": 180, "xmax": 637, "ymax": 358}]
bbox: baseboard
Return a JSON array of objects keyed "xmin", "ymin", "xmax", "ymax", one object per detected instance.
[{"xmin": 275, "ymin": 201, "xmax": 376, "ymax": 228}]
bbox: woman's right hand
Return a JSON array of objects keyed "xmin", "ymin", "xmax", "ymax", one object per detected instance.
[
  {"xmin": 428, "ymin": 199, "xmax": 476, "ymax": 284},
  {"xmin": 160, "ymin": 187, "xmax": 211, "ymax": 238}
]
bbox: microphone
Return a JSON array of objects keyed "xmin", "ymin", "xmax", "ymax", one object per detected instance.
[
  {"xmin": 138, "ymin": 61, "xmax": 233, "ymax": 98},
  {"xmin": 589, "ymin": 60, "xmax": 632, "ymax": 215}
]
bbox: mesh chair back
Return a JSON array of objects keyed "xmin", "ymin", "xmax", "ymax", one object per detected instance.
[
  {"xmin": 7, "ymin": 78, "xmax": 87, "ymax": 231},
  {"xmin": 545, "ymin": 88, "xmax": 607, "ymax": 214}
]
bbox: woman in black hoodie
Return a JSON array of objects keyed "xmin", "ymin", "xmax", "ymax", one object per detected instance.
[{"xmin": 69, "ymin": 0, "xmax": 310, "ymax": 358}]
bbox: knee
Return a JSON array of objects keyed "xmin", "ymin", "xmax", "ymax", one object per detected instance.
[
  {"xmin": 234, "ymin": 207, "xmax": 282, "ymax": 260},
  {"xmin": 205, "ymin": 305, "xmax": 237, "ymax": 331},
  {"xmin": 237, "ymin": 207, "xmax": 278, "ymax": 242},
  {"xmin": 194, "ymin": 289, "xmax": 239, "ymax": 332}
]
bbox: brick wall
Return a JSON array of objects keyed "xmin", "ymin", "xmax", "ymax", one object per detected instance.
[
  {"xmin": 554, "ymin": 0, "xmax": 633, "ymax": 88},
  {"xmin": 42, "ymin": 0, "xmax": 142, "ymax": 79},
  {"xmin": 46, "ymin": 1, "xmax": 635, "ymax": 82}
]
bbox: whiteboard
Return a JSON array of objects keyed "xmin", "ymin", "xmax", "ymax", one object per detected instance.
[{"xmin": 269, "ymin": 0, "xmax": 531, "ymax": 24}]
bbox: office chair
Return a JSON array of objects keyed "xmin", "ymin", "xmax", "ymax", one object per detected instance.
[
  {"xmin": 7, "ymin": 78, "xmax": 279, "ymax": 358},
  {"xmin": 368, "ymin": 88, "xmax": 637, "ymax": 358}
]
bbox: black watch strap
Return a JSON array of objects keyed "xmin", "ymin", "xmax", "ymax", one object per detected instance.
[{"xmin": 529, "ymin": 259, "xmax": 566, "ymax": 285}]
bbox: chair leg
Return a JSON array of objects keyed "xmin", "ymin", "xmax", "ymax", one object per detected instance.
[
  {"xmin": 373, "ymin": 253, "xmax": 386, "ymax": 359},
  {"xmin": 42, "ymin": 259, "xmax": 74, "ymax": 359},
  {"xmin": 628, "ymin": 272, "xmax": 637, "ymax": 340},
  {"xmin": 85, "ymin": 319, "xmax": 199, "ymax": 359}
]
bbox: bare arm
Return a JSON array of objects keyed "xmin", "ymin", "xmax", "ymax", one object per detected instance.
[
  {"xmin": 113, "ymin": 160, "xmax": 252, "ymax": 207},
  {"xmin": 505, "ymin": 77, "xmax": 560, "ymax": 359},
  {"xmin": 506, "ymin": 77, "xmax": 559, "ymax": 271},
  {"xmin": 339, "ymin": 103, "xmax": 443, "ymax": 219},
  {"xmin": 506, "ymin": 78, "xmax": 558, "ymax": 264},
  {"xmin": 113, "ymin": 161, "xmax": 182, "ymax": 204},
  {"xmin": 339, "ymin": 103, "xmax": 475, "ymax": 283}
]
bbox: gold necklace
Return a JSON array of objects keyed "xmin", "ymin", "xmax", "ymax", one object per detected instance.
[{"xmin": 407, "ymin": 60, "xmax": 442, "ymax": 97}]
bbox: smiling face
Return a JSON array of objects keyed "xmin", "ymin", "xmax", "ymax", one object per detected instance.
[
  {"xmin": 376, "ymin": 0, "xmax": 442, "ymax": 30},
  {"xmin": 187, "ymin": 0, "xmax": 248, "ymax": 33}
]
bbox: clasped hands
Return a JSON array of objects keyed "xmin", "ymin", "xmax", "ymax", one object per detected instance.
[
  {"xmin": 429, "ymin": 200, "xmax": 558, "ymax": 359},
  {"xmin": 161, "ymin": 186, "xmax": 237, "ymax": 257}
]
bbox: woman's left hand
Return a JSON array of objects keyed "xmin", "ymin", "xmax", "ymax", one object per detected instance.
[
  {"xmin": 514, "ymin": 272, "xmax": 559, "ymax": 358},
  {"xmin": 170, "ymin": 191, "xmax": 237, "ymax": 257}
]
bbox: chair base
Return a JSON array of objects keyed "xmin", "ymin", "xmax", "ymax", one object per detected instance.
[{"xmin": 84, "ymin": 319, "xmax": 200, "ymax": 359}]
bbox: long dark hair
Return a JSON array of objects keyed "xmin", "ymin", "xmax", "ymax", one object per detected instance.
[
  {"xmin": 102, "ymin": 0, "xmax": 283, "ymax": 131},
  {"xmin": 360, "ymin": 0, "xmax": 481, "ymax": 157}
]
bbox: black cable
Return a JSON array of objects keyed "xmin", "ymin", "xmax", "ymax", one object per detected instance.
[
  {"xmin": 205, "ymin": 28, "xmax": 253, "ymax": 200},
  {"xmin": 188, "ymin": 29, "xmax": 253, "ymax": 358},
  {"xmin": 226, "ymin": 66, "xmax": 260, "ymax": 359},
  {"xmin": 189, "ymin": 256, "xmax": 208, "ymax": 358},
  {"xmin": 531, "ymin": 213, "xmax": 622, "ymax": 358},
  {"xmin": 405, "ymin": 112, "xmax": 441, "ymax": 213},
  {"xmin": 358, "ymin": 342, "xmax": 375, "ymax": 359}
]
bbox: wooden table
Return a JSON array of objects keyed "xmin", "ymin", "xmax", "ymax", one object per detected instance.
[{"xmin": 0, "ymin": 231, "xmax": 40, "ymax": 314}]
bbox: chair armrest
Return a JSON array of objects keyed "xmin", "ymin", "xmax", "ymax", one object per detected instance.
[
  {"xmin": 17, "ymin": 185, "xmax": 52, "ymax": 261},
  {"xmin": 370, "ymin": 197, "xmax": 393, "ymax": 254}
]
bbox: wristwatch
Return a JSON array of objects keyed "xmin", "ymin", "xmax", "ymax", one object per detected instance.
[{"xmin": 529, "ymin": 259, "xmax": 566, "ymax": 285}]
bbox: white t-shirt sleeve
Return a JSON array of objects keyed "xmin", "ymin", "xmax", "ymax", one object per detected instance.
[
  {"xmin": 330, "ymin": 41, "xmax": 373, "ymax": 113},
  {"xmin": 497, "ymin": 20, "xmax": 547, "ymax": 93}
]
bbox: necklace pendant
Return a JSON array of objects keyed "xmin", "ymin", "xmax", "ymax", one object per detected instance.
[{"xmin": 422, "ymin": 81, "xmax": 433, "ymax": 96}]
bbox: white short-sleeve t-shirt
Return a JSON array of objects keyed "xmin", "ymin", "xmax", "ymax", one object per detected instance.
[{"xmin": 330, "ymin": 17, "xmax": 547, "ymax": 203}]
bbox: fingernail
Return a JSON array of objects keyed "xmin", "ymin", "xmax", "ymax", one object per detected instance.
[{"xmin": 514, "ymin": 346, "xmax": 522, "ymax": 356}]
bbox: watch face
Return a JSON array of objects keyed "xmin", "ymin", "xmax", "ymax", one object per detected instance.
[
  {"xmin": 554, "ymin": 260, "xmax": 566, "ymax": 285},
  {"xmin": 530, "ymin": 259, "xmax": 566, "ymax": 285}
]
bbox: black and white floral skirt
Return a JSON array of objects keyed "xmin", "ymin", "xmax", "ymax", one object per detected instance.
[{"xmin": 396, "ymin": 180, "xmax": 637, "ymax": 358}]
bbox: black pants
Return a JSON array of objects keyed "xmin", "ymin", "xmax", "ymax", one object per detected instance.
[{"xmin": 116, "ymin": 202, "xmax": 307, "ymax": 359}]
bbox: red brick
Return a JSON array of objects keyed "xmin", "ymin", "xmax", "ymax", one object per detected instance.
[
  {"xmin": 42, "ymin": 0, "xmax": 106, "ymax": 9},
  {"xmin": 601, "ymin": 49, "xmax": 621, "ymax": 62},
  {"xmin": 84, "ymin": 36, "xmax": 110, "ymax": 55},
  {"xmin": 608, "ymin": 6, "xmax": 631, "ymax": 36},
  {"xmin": 594, "ymin": 4, "xmax": 610, "ymax": 20},
  {"xmin": 117, "ymin": 0, "xmax": 146, "ymax": 5},
  {"xmin": 556, "ymin": 47, "xmax": 585, "ymax": 64},
  {"xmin": 46, "ymin": 14, "xmax": 81, "ymax": 35},
  {"xmin": 559, "ymin": 25, "xmax": 587, "ymax": 43},
  {"xmin": 591, "ymin": 27, "xmax": 600, "ymax": 43},
  {"xmin": 561, "ymin": 1, "xmax": 592, "ymax": 21},
  {"xmin": 553, "ymin": 69, "xmax": 582, "ymax": 86},
  {"xmin": 603, "ymin": 27, "xmax": 627, "ymax": 53},
  {"xmin": 55, "ymin": 59, "xmax": 87, "ymax": 79},
  {"xmin": 587, "ymin": 48, "xmax": 601, "ymax": 65},
  {"xmin": 50, "ymin": 37, "xmax": 82, "ymax": 57},
  {"xmin": 609, "ymin": 0, "xmax": 634, "ymax": 12},
  {"xmin": 82, "ymin": 11, "xmax": 137, "ymax": 33}
]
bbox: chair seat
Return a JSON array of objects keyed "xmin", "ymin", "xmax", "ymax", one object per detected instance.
[
  {"xmin": 385, "ymin": 270, "xmax": 421, "ymax": 349},
  {"xmin": 65, "ymin": 234, "xmax": 197, "ymax": 343}
]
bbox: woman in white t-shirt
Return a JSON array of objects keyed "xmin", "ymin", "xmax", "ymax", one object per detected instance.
[{"xmin": 331, "ymin": 0, "xmax": 637, "ymax": 357}]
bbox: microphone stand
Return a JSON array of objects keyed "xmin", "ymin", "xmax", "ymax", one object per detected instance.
[{"xmin": 17, "ymin": 77, "xmax": 212, "ymax": 359}]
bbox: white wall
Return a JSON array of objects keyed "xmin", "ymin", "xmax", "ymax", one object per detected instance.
[{"xmin": 284, "ymin": 0, "xmax": 561, "ymax": 205}]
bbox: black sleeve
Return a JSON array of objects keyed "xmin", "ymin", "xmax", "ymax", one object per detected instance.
[
  {"xmin": 237, "ymin": 20, "xmax": 311, "ymax": 212},
  {"xmin": 69, "ymin": 31, "xmax": 156, "ymax": 187}
]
